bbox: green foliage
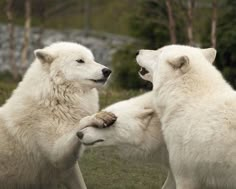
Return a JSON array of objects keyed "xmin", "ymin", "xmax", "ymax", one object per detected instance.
[
  {"xmin": 111, "ymin": 0, "xmax": 188, "ymax": 89},
  {"xmin": 216, "ymin": 0, "xmax": 236, "ymax": 88},
  {"xmin": 130, "ymin": 1, "xmax": 168, "ymax": 48},
  {"xmin": 130, "ymin": 0, "xmax": 186, "ymax": 49},
  {"xmin": 111, "ymin": 43, "xmax": 152, "ymax": 90},
  {"xmin": 0, "ymin": 0, "xmax": 135, "ymax": 35}
]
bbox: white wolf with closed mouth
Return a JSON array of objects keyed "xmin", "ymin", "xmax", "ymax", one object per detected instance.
[
  {"xmin": 0, "ymin": 42, "xmax": 111, "ymax": 189},
  {"xmin": 136, "ymin": 45, "xmax": 236, "ymax": 189}
]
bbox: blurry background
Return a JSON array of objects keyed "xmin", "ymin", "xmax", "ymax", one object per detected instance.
[{"xmin": 0, "ymin": 0, "xmax": 235, "ymax": 188}]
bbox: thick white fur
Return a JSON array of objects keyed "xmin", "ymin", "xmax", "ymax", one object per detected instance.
[
  {"xmin": 137, "ymin": 45, "xmax": 236, "ymax": 189},
  {"xmin": 79, "ymin": 92, "xmax": 176, "ymax": 189},
  {"xmin": 0, "ymin": 42, "xmax": 110, "ymax": 189}
]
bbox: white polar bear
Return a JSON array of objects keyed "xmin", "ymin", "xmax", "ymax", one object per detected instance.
[
  {"xmin": 77, "ymin": 92, "xmax": 176, "ymax": 189},
  {"xmin": 0, "ymin": 42, "xmax": 111, "ymax": 189},
  {"xmin": 136, "ymin": 45, "xmax": 236, "ymax": 189}
]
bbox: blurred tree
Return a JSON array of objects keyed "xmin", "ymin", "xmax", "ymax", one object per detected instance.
[
  {"xmin": 113, "ymin": 0, "xmax": 187, "ymax": 89},
  {"xmin": 21, "ymin": 0, "xmax": 31, "ymax": 71},
  {"xmin": 165, "ymin": 0, "xmax": 176, "ymax": 43},
  {"xmin": 179, "ymin": 0, "xmax": 195, "ymax": 45},
  {"xmin": 186, "ymin": 0, "xmax": 195, "ymax": 45},
  {"xmin": 211, "ymin": 0, "xmax": 217, "ymax": 48},
  {"xmin": 131, "ymin": 0, "xmax": 169, "ymax": 48},
  {"xmin": 83, "ymin": 0, "xmax": 91, "ymax": 36},
  {"xmin": 36, "ymin": 0, "xmax": 46, "ymax": 47},
  {"xmin": 6, "ymin": 0, "xmax": 18, "ymax": 80},
  {"xmin": 130, "ymin": 0, "xmax": 186, "ymax": 49},
  {"xmin": 217, "ymin": 0, "xmax": 236, "ymax": 88}
]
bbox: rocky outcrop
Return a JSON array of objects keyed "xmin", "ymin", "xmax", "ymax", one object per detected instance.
[{"xmin": 0, "ymin": 24, "xmax": 135, "ymax": 71}]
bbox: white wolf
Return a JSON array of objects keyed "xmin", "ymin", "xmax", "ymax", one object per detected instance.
[
  {"xmin": 0, "ymin": 42, "xmax": 111, "ymax": 189},
  {"xmin": 136, "ymin": 45, "xmax": 236, "ymax": 189},
  {"xmin": 77, "ymin": 92, "xmax": 176, "ymax": 189}
]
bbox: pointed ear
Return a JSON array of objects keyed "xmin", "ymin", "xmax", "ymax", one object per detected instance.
[
  {"xmin": 168, "ymin": 55, "xmax": 190, "ymax": 73},
  {"xmin": 34, "ymin": 49, "xmax": 54, "ymax": 64},
  {"xmin": 201, "ymin": 48, "xmax": 217, "ymax": 64},
  {"xmin": 136, "ymin": 108, "xmax": 154, "ymax": 119},
  {"xmin": 136, "ymin": 108, "xmax": 154, "ymax": 130}
]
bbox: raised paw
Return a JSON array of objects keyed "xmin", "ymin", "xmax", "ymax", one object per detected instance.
[{"xmin": 94, "ymin": 111, "xmax": 117, "ymax": 128}]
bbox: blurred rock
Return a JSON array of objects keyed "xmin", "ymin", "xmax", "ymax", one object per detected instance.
[{"xmin": 0, "ymin": 24, "xmax": 135, "ymax": 72}]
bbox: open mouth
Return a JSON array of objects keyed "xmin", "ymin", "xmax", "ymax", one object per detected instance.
[
  {"xmin": 139, "ymin": 67, "xmax": 149, "ymax": 76},
  {"xmin": 82, "ymin": 139, "xmax": 104, "ymax": 146},
  {"xmin": 90, "ymin": 78, "xmax": 107, "ymax": 83}
]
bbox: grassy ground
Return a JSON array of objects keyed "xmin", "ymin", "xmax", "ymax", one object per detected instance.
[{"xmin": 0, "ymin": 81, "xmax": 167, "ymax": 189}]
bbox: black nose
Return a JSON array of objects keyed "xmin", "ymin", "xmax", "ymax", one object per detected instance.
[
  {"xmin": 102, "ymin": 68, "xmax": 112, "ymax": 78},
  {"xmin": 77, "ymin": 132, "xmax": 84, "ymax": 139},
  {"xmin": 136, "ymin": 50, "xmax": 140, "ymax": 56}
]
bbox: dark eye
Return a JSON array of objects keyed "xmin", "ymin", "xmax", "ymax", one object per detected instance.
[{"xmin": 76, "ymin": 59, "xmax": 84, "ymax": 63}]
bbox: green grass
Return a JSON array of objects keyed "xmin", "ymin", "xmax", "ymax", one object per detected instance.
[
  {"xmin": 80, "ymin": 148, "xmax": 166, "ymax": 189},
  {"xmin": 0, "ymin": 81, "xmax": 167, "ymax": 189},
  {"xmin": 82, "ymin": 88, "xmax": 167, "ymax": 189},
  {"xmin": 0, "ymin": 81, "xmax": 17, "ymax": 105}
]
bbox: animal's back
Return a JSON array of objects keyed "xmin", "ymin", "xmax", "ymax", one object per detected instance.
[{"xmin": 165, "ymin": 92, "xmax": 236, "ymax": 188}]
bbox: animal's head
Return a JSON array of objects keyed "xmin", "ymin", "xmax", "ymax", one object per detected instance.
[
  {"xmin": 79, "ymin": 105, "xmax": 163, "ymax": 157},
  {"xmin": 136, "ymin": 45, "xmax": 216, "ymax": 89},
  {"xmin": 34, "ymin": 42, "xmax": 111, "ymax": 89}
]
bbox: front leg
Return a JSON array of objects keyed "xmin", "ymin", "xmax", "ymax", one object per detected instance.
[
  {"xmin": 48, "ymin": 112, "xmax": 116, "ymax": 170},
  {"xmin": 175, "ymin": 176, "xmax": 198, "ymax": 189},
  {"xmin": 63, "ymin": 164, "xmax": 87, "ymax": 189},
  {"xmin": 51, "ymin": 131, "xmax": 82, "ymax": 170},
  {"xmin": 162, "ymin": 170, "xmax": 176, "ymax": 189},
  {"xmin": 38, "ymin": 112, "xmax": 116, "ymax": 170}
]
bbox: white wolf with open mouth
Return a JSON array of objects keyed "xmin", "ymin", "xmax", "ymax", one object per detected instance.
[
  {"xmin": 78, "ymin": 92, "xmax": 176, "ymax": 189},
  {"xmin": 0, "ymin": 42, "xmax": 111, "ymax": 189},
  {"xmin": 136, "ymin": 45, "xmax": 236, "ymax": 189}
]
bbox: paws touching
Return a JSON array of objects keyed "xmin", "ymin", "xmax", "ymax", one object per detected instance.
[
  {"xmin": 94, "ymin": 111, "xmax": 117, "ymax": 128},
  {"xmin": 78, "ymin": 111, "xmax": 117, "ymax": 131}
]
